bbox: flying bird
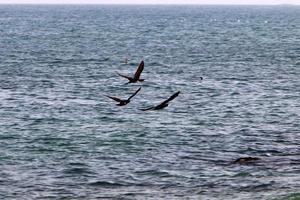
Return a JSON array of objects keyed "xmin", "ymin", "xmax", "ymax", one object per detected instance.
[
  {"xmin": 105, "ymin": 87, "xmax": 141, "ymax": 106},
  {"xmin": 117, "ymin": 60, "xmax": 144, "ymax": 84},
  {"xmin": 140, "ymin": 91, "xmax": 180, "ymax": 111}
]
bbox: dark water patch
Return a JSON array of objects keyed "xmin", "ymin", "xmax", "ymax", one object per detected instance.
[
  {"xmin": 272, "ymin": 193, "xmax": 300, "ymax": 200},
  {"xmin": 26, "ymin": 117, "xmax": 75, "ymax": 126}
]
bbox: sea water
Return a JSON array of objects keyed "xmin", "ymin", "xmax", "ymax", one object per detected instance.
[{"xmin": 0, "ymin": 5, "xmax": 299, "ymax": 199}]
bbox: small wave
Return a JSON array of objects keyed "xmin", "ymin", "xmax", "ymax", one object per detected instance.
[
  {"xmin": 68, "ymin": 162, "xmax": 88, "ymax": 167},
  {"xmin": 233, "ymin": 172, "xmax": 253, "ymax": 177},
  {"xmin": 38, "ymin": 57, "xmax": 110, "ymax": 64},
  {"xmin": 63, "ymin": 167, "xmax": 96, "ymax": 175},
  {"xmin": 239, "ymin": 182, "xmax": 276, "ymax": 192},
  {"xmin": 135, "ymin": 169, "xmax": 171, "ymax": 177},
  {"xmin": 88, "ymin": 181, "xmax": 127, "ymax": 187}
]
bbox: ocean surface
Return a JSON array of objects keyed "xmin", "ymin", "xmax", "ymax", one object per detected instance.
[{"xmin": 0, "ymin": 5, "xmax": 299, "ymax": 200}]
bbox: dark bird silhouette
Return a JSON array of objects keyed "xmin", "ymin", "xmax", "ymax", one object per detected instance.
[
  {"xmin": 140, "ymin": 91, "xmax": 180, "ymax": 111},
  {"xmin": 117, "ymin": 60, "xmax": 144, "ymax": 83},
  {"xmin": 232, "ymin": 157, "xmax": 261, "ymax": 164},
  {"xmin": 105, "ymin": 87, "xmax": 141, "ymax": 106}
]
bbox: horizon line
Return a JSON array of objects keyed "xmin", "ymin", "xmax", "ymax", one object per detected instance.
[{"xmin": 0, "ymin": 3, "xmax": 299, "ymax": 5}]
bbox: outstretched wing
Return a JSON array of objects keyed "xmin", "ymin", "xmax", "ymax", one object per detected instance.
[
  {"xmin": 159, "ymin": 91, "xmax": 180, "ymax": 106},
  {"xmin": 105, "ymin": 95, "xmax": 122, "ymax": 103},
  {"xmin": 140, "ymin": 91, "xmax": 180, "ymax": 111},
  {"xmin": 139, "ymin": 106, "xmax": 155, "ymax": 111},
  {"xmin": 117, "ymin": 72, "xmax": 132, "ymax": 80},
  {"xmin": 133, "ymin": 60, "xmax": 144, "ymax": 80},
  {"xmin": 128, "ymin": 87, "xmax": 141, "ymax": 100}
]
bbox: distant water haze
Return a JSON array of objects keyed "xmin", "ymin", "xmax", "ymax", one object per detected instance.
[{"xmin": 0, "ymin": 0, "xmax": 300, "ymax": 4}]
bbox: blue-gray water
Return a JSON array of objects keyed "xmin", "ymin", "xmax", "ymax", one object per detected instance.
[{"xmin": 0, "ymin": 5, "xmax": 300, "ymax": 200}]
